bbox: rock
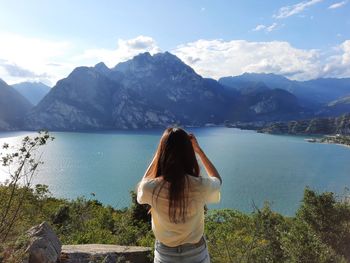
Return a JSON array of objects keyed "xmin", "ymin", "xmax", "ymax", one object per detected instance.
[
  {"xmin": 25, "ymin": 221, "xmax": 61, "ymax": 263},
  {"xmin": 60, "ymin": 244, "xmax": 152, "ymax": 263}
]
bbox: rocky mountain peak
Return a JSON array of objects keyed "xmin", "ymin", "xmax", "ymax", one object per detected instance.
[
  {"xmin": 64, "ymin": 66, "xmax": 105, "ymax": 85},
  {"xmin": 94, "ymin": 62, "xmax": 110, "ymax": 75},
  {"xmin": 113, "ymin": 52, "xmax": 197, "ymax": 79},
  {"xmin": 153, "ymin": 51, "xmax": 182, "ymax": 62}
]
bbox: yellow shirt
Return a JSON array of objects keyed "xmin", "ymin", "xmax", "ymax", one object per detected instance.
[{"xmin": 137, "ymin": 175, "xmax": 221, "ymax": 247}]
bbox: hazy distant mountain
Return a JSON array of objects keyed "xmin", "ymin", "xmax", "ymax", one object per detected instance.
[
  {"xmin": 300, "ymin": 78, "xmax": 350, "ymax": 103},
  {"xmin": 219, "ymin": 73, "xmax": 350, "ymax": 106},
  {"xmin": 225, "ymin": 86, "xmax": 307, "ymax": 122},
  {"xmin": 12, "ymin": 82, "xmax": 51, "ymax": 105},
  {"xmin": 0, "ymin": 79, "xmax": 33, "ymax": 130},
  {"xmin": 220, "ymin": 73, "xmax": 297, "ymax": 92}
]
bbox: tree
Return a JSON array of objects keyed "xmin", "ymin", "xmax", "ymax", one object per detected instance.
[
  {"xmin": 0, "ymin": 131, "xmax": 54, "ymax": 242},
  {"xmin": 296, "ymin": 188, "xmax": 350, "ymax": 261},
  {"xmin": 129, "ymin": 190, "xmax": 151, "ymax": 226}
]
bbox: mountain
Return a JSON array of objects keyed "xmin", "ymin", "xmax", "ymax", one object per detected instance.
[
  {"xmin": 25, "ymin": 52, "xmax": 231, "ymax": 130},
  {"xmin": 24, "ymin": 53, "xmax": 347, "ymax": 131},
  {"xmin": 0, "ymin": 79, "xmax": 33, "ymax": 130},
  {"xmin": 300, "ymin": 78, "xmax": 350, "ymax": 104},
  {"xmin": 259, "ymin": 114, "xmax": 350, "ymax": 135},
  {"xmin": 219, "ymin": 73, "xmax": 297, "ymax": 92},
  {"xmin": 25, "ymin": 67, "xmax": 117, "ymax": 130},
  {"xmin": 315, "ymin": 96, "xmax": 350, "ymax": 117},
  {"xmin": 109, "ymin": 52, "xmax": 230, "ymax": 126},
  {"xmin": 12, "ymin": 82, "xmax": 51, "ymax": 105},
  {"xmin": 225, "ymin": 87, "xmax": 307, "ymax": 122},
  {"xmin": 219, "ymin": 73, "xmax": 350, "ymax": 106}
]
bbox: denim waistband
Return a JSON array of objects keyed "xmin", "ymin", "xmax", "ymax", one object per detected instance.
[{"xmin": 156, "ymin": 236, "xmax": 206, "ymax": 253}]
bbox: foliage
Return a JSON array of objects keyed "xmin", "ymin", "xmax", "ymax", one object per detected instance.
[
  {"xmin": 321, "ymin": 135, "xmax": 350, "ymax": 146},
  {"xmin": 205, "ymin": 190, "xmax": 350, "ymax": 263},
  {"xmin": 0, "ymin": 184, "xmax": 349, "ymax": 262},
  {"xmin": 296, "ymin": 188, "xmax": 350, "ymax": 260},
  {"xmin": 0, "ymin": 185, "xmax": 155, "ymax": 262},
  {"xmin": 129, "ymin": 190, "xmax": 151, "ymax": 226},
  {"xmin": 0, "ymin": 131, "xmax": 54, "ymax": 243}
]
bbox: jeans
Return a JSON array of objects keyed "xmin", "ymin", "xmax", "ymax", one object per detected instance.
[{"xmin": 154, "ymin": 237, "xmax": 210, "ymax": 263}]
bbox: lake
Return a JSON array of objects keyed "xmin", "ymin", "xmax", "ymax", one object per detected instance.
[{"xmin": 1, "ymin": 127, "xmax": 350, "ymax": 216}]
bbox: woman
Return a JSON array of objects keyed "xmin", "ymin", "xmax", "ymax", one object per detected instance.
[{"xmin": 137, "ymin": 127, "xmax": 222, "ymax": 263}]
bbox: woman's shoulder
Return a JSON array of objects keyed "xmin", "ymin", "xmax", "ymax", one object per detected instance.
[
  {"xmin": 139, "ymin": 177, "xmax": 163, "ymax": 189},
  {"xmin": 186, "ymin": 174, "xmax": 218, "ymax": 181},
  {"xmin": 187, "ymin": 175, "xmax": 221, "ymax": 187}
]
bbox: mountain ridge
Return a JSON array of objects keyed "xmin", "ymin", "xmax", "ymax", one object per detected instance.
[
  {"xmin": 0, "ymin": 52, "xmax": 348, "ymax": 131},
  {"xmin": 219, "ymin": 73, "xmax": 350, "ymax": 106}
]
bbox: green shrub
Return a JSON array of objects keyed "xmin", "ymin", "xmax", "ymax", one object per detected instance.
[{"xmin": 1, "ymin": 181, "xmax": 350, "ymax": 262}]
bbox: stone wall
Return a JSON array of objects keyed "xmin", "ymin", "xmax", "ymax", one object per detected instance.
[
  {"xmin": 24, "ymin": 222, "xmax": 152, "ymax": 263},
  {"xmin": 61, "ymin": 244, "xmax": 151, "ymax": 263}
]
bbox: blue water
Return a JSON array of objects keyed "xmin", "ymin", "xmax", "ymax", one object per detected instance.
[{"xmin": 1, "ymin": 127, "xmax": 349, "ymax": 216}]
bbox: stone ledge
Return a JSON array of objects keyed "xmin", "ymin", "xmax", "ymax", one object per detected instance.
[{"xmin": 60, "ymin": 244, "xmax": 152, "ymax": 263}]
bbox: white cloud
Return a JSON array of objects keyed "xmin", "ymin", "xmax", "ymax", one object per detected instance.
[
  {"xmin": 322, "ymin": 40, "xmax": 350, "ymax": 77},
  {"xmin": 253, "ymin": 23, "xmax": 279, "ymax": 32},
  {"xmin": 328, "ymin": 0, "xmax": 348, "ymax": 9},
  {"xmin": 74, "ymin": 35, "xmax": 161, "ymax": 68},
  {"xmin": 0, "ymin": 34, "xmax": 160, "ymax": 86},
  {"xmin": 0, "ymin": 33, "xmax": 349, "ymax": 85},
  {"xmin": 253, "ymin": 24, "xmax": 267, "ymax": 31},
  {"xmin": 266, "ymin": 23, "xmax": 279, "ymax": 32},
  {"xmin": 172, "ymin": 39, "xmax": 325, "ymax": 80},
  {"xmin": 274, "ymin": 0, "xmax": 323, "ymax": 19},
  {"xmin": 0, "ymin": 32, "xmax": 73, "ymax": 85},
  {"xmin": 342, "ymin": 40, "xmax": 350, "ymax": 64}
]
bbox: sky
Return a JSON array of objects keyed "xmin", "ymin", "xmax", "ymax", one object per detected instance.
[{"xmin": 0, "ymin": 0, "xmax": 349, "ymax": 86}]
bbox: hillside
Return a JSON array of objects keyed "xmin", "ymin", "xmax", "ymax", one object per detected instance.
[
  {"xmin": 225, "ymin": 87, "xmax": 307, "ymax": 122},
  {"xmin": 315, "ymin": 96, "xmax": 350, "ymax": 117},
  {"xmin": 0, "ymin": 79, "xmax": 33, "ymax": 130},
  {"xmin": 259, "ymin": 114, "xmax": 350, "ymax": 135}
]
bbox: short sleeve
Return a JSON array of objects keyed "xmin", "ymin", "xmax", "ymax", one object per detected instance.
[
  {"xmin": 200, "ymin": 177, "xmax": 221, "ymax": 204},
  {"xmin": 136, "ymin": 179, "xmax": 154, "ymax": 205}
]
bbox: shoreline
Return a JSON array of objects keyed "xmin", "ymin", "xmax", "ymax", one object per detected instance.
[{"xmin": 306, "ymin": 138, "xmax": 350, "ymax": 148}]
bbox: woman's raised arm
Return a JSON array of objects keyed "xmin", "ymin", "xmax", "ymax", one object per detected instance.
[
  {"xmin": 142, "ymin": 152, "xmax": 158, "ymax": 178},
  {"xmin": 189, "ymin": 134, "xmax": 222, "ymax": 184}
]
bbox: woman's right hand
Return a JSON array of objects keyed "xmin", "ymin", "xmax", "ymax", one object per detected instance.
[{"xmin": 189, "ymin": 133, "xmax": 202, "ymax": 153}]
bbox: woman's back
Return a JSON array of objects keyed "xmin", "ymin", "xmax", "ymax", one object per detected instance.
[{"xmin": 137, "ymin": 174, "xmax": 221, "ymax": 247}]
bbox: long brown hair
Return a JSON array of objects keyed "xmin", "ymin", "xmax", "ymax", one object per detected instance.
[{"xmin": 145, "ymin": 127, "xmax": 200, "ymax": 223}]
